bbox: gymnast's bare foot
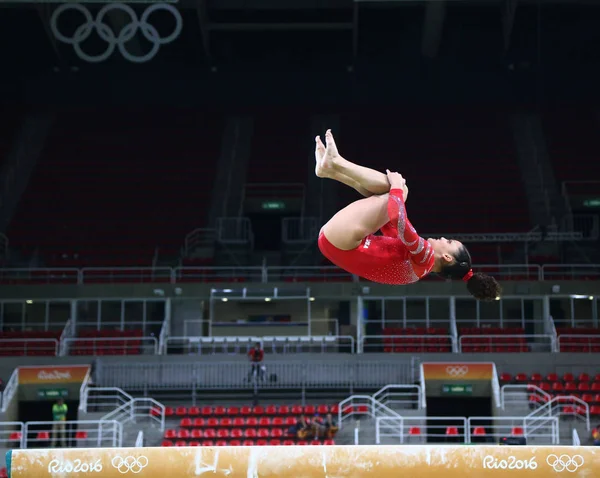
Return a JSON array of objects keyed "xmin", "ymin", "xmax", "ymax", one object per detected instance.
[{"xmin": 315, "ymin": 129, "xmax": 338, "ymax": 178}]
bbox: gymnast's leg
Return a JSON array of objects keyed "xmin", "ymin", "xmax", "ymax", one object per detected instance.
[
  {"xmin": 315, "ymin": 130, "xmax": 394, "ymax": 197},
  {"xmin": 321, "ymin": 193, "xmax": 391, "ymax": 251}
]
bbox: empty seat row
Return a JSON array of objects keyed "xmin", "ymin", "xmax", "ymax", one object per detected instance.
[
  {"xmin": 163, "ymin": 404, "xmax": 337, "ymax": 417},
  {"xmin": 459, "ymin": 327, "xmax": 525, "ymax": 335},
  {"xmin": 161, "ymin": 439, "xmax": 335, "ymax": 447},
  {"xmin": 383, "ymin": 328, "xmax": 448, "ymax": 336},
  {"xmin": 166, "ymin": 428, "xmax": 289, "ymax": 440},
  {"xmin": 179, "ymin": 417, "xmax": 299, "ymax": 428},
  {"xmin": 500, "ymin": 372, "xmax": 600, "ymax": 383}
]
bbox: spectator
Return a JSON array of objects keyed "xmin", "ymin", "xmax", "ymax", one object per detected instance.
[
  {"xmin": 593, "ymin": 425, "xmax": 600, "ymax": 446},
  {"xmin": 296, "ymin": 416, "xmax": 311, "ymax": 440},
  {"xmin": 324, "ymin": 413, "xmax": 339, "ymax": 439},
  {"xmin": 247, "ymin": 342, "xmax": 265, "ymax": 382},
  {"xmin": 51, "ymin": 398, "xmax": 68, "ymax": 448},
  {"xmin": 311, "ymin": 414, "xmax": 325, "ymax": 438}
]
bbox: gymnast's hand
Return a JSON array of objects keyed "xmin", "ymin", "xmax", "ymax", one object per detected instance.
[{"xmin": 386, "ymin": 170, "xmax": 409, "ymax": 200}]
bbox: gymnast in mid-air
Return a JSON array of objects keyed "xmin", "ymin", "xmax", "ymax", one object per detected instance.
[{"xmin": 315, "ymin": 130, "xmax": 501, "ymax": 301}]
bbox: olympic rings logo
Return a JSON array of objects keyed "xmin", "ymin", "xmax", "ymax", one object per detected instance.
[
  {"xmin": 111, "ymin": 455, "xmax": 149, "ymax": 474},
  {"xmin": 445, "ymin": 365, "xmax": 469, "ymax": 377},
  {"xmin": 50, "ymin": 3, "xmax": 183, "ymax": 63},
  {"xmin": 546, "ymin": 454, "xmax": 584, "ymax": 473}
]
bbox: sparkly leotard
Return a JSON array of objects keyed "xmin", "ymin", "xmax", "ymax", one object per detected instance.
[{"xmin": 318, "ymin": 189, "xmax": 435, "ymax": 285}]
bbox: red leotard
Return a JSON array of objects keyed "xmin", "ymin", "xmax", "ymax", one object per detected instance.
[{"xmin": 318, "ymin": 189, "xmax": 435, "ymax": 285}]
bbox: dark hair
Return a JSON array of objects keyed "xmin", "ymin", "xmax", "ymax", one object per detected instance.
[{"xmin": 439, "ymin": 245, "xmax": 502, "ymax": 301}]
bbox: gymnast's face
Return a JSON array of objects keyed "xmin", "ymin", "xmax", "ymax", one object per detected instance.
[{"xmin": 428, "ymin": 237, "xmax": 464, "ymax": 264}]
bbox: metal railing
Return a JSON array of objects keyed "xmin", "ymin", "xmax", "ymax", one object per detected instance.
[
  {"xmin": 467, "ymin": 416, "xmax": 559, "ymax": 444},
  {"xmin": 558, "ymin": 335, "xmax": 600, "ymax": 352},
  {"xmin": 361, "ymin": 335, "xmax": 454, "ymax": 353},
  {"xmin": 82, "ymin": 386, "xmax": 166, "ymax": 432},
  {"xmin": 376, "ymin": 416, "xmax": 468, "ymax": 444},
  {"xmin": 0, "ymin": 338, "xmax": 59, "ymax": 356},
  {"xmin": 527, "ymin": 395, "xmax": 590, "ymax": 432},
  {"xmin": 0, "ymin": 263, "xmax": 598, "ymax": 284},
  {"xmin": 572, "ymin": 428, "xmax": 581, "ymax": 446},
  {"xmin": 0, "ymin": 368, "xmax": 19, "ymax": 412},
  {"xmin": 371, "ymin": 384, "xmax": 423, "ymax": 410},
  {"xmin": 500, "ymin": 384, "xmax": 551, "ymax": 411},
  {"xmin": 337, "ymin": 395, "xmax": 403, "ymax": 433},
  {"xmin": 135, "ymin": 430, "xmax": 144, "ymax": 447},
  {"xmin": 23, "ymin": 420, "xmax": 123, "ymax": 448},
  {"xmin": 62, "ymin": 336, "xmax": 159, "ymax": 355},
  {"xmin": 165, "ymin": 335, "xmax": 355, "ymax": 355},
  {"xmin": 458, "ymin": 334, "xmax": 556, "ymax": 353},
  {"xmin": 0, "ymin": 422, "xmax": 25, "ymax": 449},
  {"xmin": 96, "ymin": 360, "xmax": 415, "ymax": 391}
]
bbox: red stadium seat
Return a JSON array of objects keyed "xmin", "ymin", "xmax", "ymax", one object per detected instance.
[
  {"xmin": 175, "ymin": 406, "xmax": 187, "ymax": 416},
  {"xmin": 189, "ymin": 441, "xmax": 201, "ymax": 447},
  {"xmin": 408, "ymin": 427, "xmax": 421, "ymax": 436},
  {"xmin": 472, "ymin": 427, "xmax": 486, "ymax": 436},
  {"xmin": 445, "ymin": 427, "xmax": 458, "ymax": 436},
  {"xmin": 161, "ymin": 440, "xmax": 173, "ymax": 447},
  {"xmin": 511, "ymin": 427, "xmax": 524, "ymax": 436},
  {"xmin": 164, "ymin": 430, "xmax": 176, "ymax": 439},
  {"xmin": 180, "ymin": 418, "xmax": 192, "ymax": 428},
  {"xmin": 75, "ymin": 431, "xmax": 88, "ymax": 440},
  {"xmin": 229, "ymin": 440, "xmax": 241, "ymax": 446}
]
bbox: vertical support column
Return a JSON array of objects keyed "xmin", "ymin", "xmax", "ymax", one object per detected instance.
[
  {"xmin": 356, "ymin": 296, "xmax": 364, "ymax": 353},
  {"xmin": 449, "ymin": 296, "xmax": 458, "ymax": 353},
  {"xmin": 307, "ymin": 288, "xmax": 312, "ymax": 336}
]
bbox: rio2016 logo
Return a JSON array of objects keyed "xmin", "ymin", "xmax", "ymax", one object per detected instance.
[
  {"xmin": 48, "ymin": 459, "xmax": 103, "ymax": 473},
  {"xmin": 482, "ymin": 456, "xmax": 538, "ymax": 470}
]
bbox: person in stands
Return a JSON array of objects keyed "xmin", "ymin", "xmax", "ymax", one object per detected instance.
[
  {"xmin": 295, "ymin": 416, "xmax": 311, "ymax": 440},
  {"xmin": 323, "ymin": 413, "xmax": 339, "ymax": 439},
  {"xmin": 247, "ymin": 342, "xmax": 265, "ymax": 382},
  {"xmin": 51, "ymin": 398, "xmax": 68, "ymax": 448},
  {"xmin": 593, "ymin": 424, "xmax": 600, "ymax": 446}
]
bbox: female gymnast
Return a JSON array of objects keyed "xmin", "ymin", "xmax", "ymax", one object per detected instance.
[{"xmin": 315, "ymin": 130, "xmax": 501, "ymax": 301}]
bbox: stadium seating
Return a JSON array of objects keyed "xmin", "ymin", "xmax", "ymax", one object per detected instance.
[
  {"xmin": 245, "ymin": 111, "xmax": 311, "ymax": 185},
  {"xmin": 556, "ymin": 327, "xmax": 600, "ymax": 353},
  {"xmin": 68, "ymin": 328, "xmax": 145, "ymax": 356},
  {"xmin": 0, "ymin": 330, "xmax": 60, "ymax": 356},
  {"xmin": 381, "ymin": 327, "xmax": 452, "ymax": 353},
  {"xmin": 339, "ymin": 108, "xmax": 530, "ymax": 234},
  {"xmin": 499, "ymin": 370, "xmax": 600, "ymax": 415},
  {"xmin": 7, "ymin": 109, "xmax": 224, "ymax": 266},
  {"xmin": 160, "ymin": 403, "xmax": 339, "ymax": 447},
  {"xmin": 459, "ymin": 327, "xmax": 528, "ymax": 353},
  {"xmin": 542, "ymin": 108, "xmax": 600, "ymax": 182}
]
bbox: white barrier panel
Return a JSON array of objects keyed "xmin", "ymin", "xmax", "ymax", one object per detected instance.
[{"xmin": 6, "ymin": 445, "xmax": 600, "ymax": 477}]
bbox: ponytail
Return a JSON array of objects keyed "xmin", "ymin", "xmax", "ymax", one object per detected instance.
[{"xmin": 440, "ymin": 246, "xmax": 502, "ymax": 301}]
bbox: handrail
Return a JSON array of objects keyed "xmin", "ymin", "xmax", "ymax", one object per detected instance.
[
  {"xmin": 0, "ymin": 338, "xmax": 59, "ymax": 356},
  {"xmin": 527, "ymin": 395, "xmax": 590, "ymax": 431},
  {"xmin": 135, "ymin": 430, "xmax": 144, "ymax": 447},
  {"xmin": 458, "ymin": 334, "xmax": 555, "ymax": 352},
  {"xmin": 376, "ymin": 416, "xmax": 469, "ymax": 444},
  {"xmin": 572, "ymin": 428, "xmax": 581, "ymax": 446},
  {"xmin": 0, "ymin": 368, "xmax": 19, "ymax": 412},
  {"xmin": 491, "ymin": 363, "xmax": 501, "ymax": 408},
  {"xmin": 371, "ymin": 384, "xmax": 423, "ymax": 410},
  {"xmin": 337, "ymin": 395, "xmax": 403, "ymax": 432},
  {"xmin": 362, "ymin": 334, "xmax": 454, "ymax": 352},
  {"xmin": 558, "ymin": 334, "xmax": 600, "ymax": 351},
  {"xmin": 0, "ymin": 263, "xmax": 598, "ymax": 284},
  {"xmin": 500, "ymin": 384, "xmax": 551, "ymax": 410},
  {"xmin": 166, "ymin": 335, "xmax": 356, "ymax": 354},
  {"xmin": 467, "ymin": 416, "xmax": 559, "ymax": 444},
  {"xmin": 63, "ymin": 336, "xmax": 159, "ymax": 355},
  {"xmin": 543, "ymin": 313, "xmax": 558, "ymax": 352},
  {"xmin": 23, "ymin": 419, "xmax": 123, "ymax": 448}
]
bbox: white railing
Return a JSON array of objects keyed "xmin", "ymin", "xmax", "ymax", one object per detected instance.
[
  {"xmin": 135, "ymin": 430, "xmax": 144, "ymax": 447},
  {"xmin": 0, "ymin": 338, "xmax": 59, "ymax": 356},
  {"xmin": 0, "ymin": 421, "xmax": 25, "ymax": 449},
  {"xmin": 0, "ymin": 368, "xmax": 18, "ymax": 412},
  {"xmin": 166, "ymin": 335, "xmax": 355, "ymax": 355},
  {"xmin": 0, "ymin": 263, "xmax": 598, "ymax": 284},
  {"xmin": 371, "ymin": 384, "xmax": 423, "ymax": 410},
  {"xmin": 184, "ymin": 227, "xmax": 217, "ymax": 257},
  {"xmin": 361, "ymin": 335, "xmax": 454, "ymax": 353},
  {"xmin": 158, "ymin": 313, "xmax": 171, "ymax": 355},
  {"xmin": 458, "ymin": 334, "xmax": 555, "ymax": 353},
  {"xmin": 337, "ymin": 395, "xmax": 403, "ymax": 432},
  {"xmin": 558, "ymin": 335, "xmax": 600, "ymax": 352},
  {"xmin": 82, "ymin": 386, "xmax": 165, "ymax": 432},
  {"xmin": 527, "ymin": 395, "xmax": 590, "ymax": 432},
  {"xmin": 23, "ymin": 420, "xmax": 123, "ymax": 448},
  {"xmin": 500, "ymin": 384, "xmax": 551, "ymax": 410},
  {"xmin": 491, "ymin": 362, "xmax": 501, "ymax": 408},
  {"xmin": 543, "ymin": 314, "xmax": 558, "ymax": 350},
  {"xmin": 572, "ymin": 428, "xmax": 581, "ymax": 446},
  {"xmin": 59, "ymin": 319, "xmax": 77, "ymax": 355},
  {"xmin": 376, "ymin": 416, "xmax": 468, "ymax": 444},
  {"xmin": 541, "ymin": 264, "xmax": 600, "ymax": 280},
  {"xmin": 467, "ymin": 416, "xmax": 559, "ymax": 444},
  {"xmin": 63, "ymin": 336, "xmax": 159, "ymax": 355}
]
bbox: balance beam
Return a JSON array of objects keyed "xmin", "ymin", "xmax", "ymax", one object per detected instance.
[{"xmin": 6, "ymin": 445, "xmax": 600, "ymax": 477}]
